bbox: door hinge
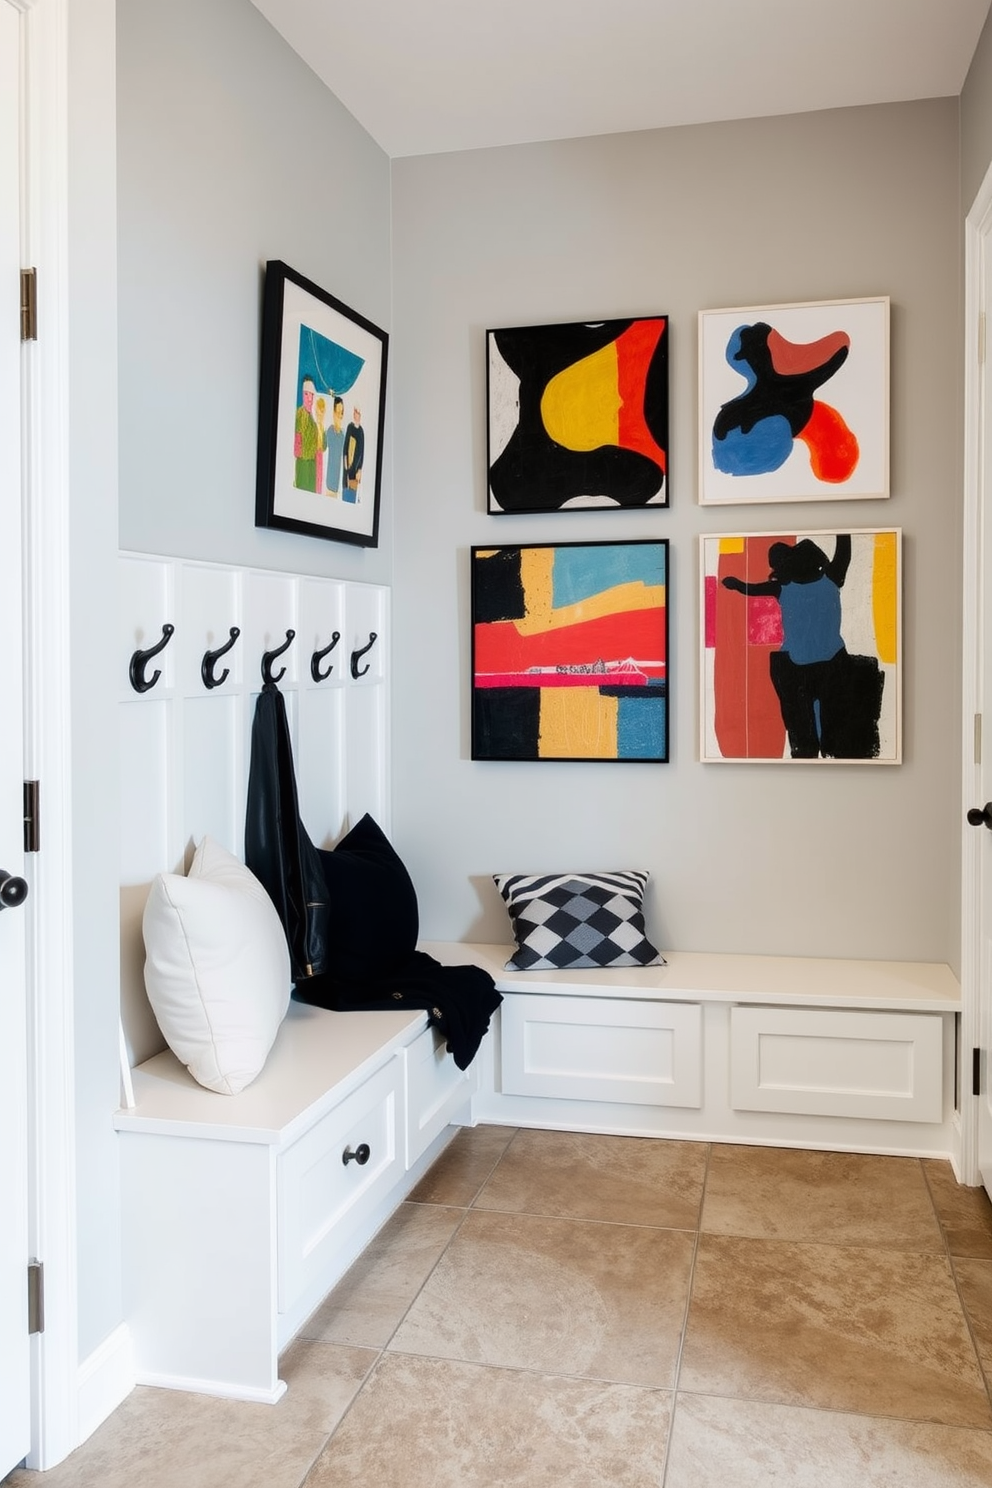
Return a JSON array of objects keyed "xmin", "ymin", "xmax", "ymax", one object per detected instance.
[
  {"xmin": 23, "ymin": 780, "xmax": 39, "ymax": 853},
  {"xmin": 27, "ymin": 1261, "xmax": 44, "ymax": 1335},
  {"xmin": 20, "ymin": 267, "xmax": 37, "ymax": 342},
  {"xmin": 974, "ymin": 1047, "xmax": 983, "ymax": 1098}
]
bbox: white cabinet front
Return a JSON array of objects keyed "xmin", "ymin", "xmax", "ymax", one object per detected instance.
[
  {"xmin": 500, "ymin": 994, "xmax": 702, "ymax": 1108},
  {"xmin": 277, "ymin": 1055, "xmax": 403, "ymax": 1312},
  {"xmin": 404, "ymin": 1024, "xmax": 478, "ymax": 1168},
  {"xmin": 729, "ymin": 1006, "xmax": 944, "ymax": 1122}
]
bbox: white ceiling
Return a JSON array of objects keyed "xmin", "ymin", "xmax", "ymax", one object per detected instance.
[{"xmin": 250, "ymin": 0, "xmax": 992, "ymax": 158}]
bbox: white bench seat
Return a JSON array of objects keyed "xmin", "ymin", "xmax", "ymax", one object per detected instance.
[
  {"xmin": 114, "ymin": 1001, "xmax": 477, "ymax": 1403},
  {"xmin": 112, "ymin": 943, "xmax": 964, "ymax": 1406},
  {"xmin": 421, "ymin": 942, "xmax": 961, "ymax": 1011},
  {"xmin": 422, "ymin": 941, "xmax": 962, "ymax": 1165}
]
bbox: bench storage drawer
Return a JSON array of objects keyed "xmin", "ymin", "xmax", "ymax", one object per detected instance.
[
  {"xmin": 277, "ymin": 1053, "xmax": 403, "ymax": 1313},
  {"xmin": 729, "ymin": 1006, "xmax": 944, "ymax": 1122},
  {"xmin": 500, "ymin": 993, "xmax": 702, "ymax": 1108}
]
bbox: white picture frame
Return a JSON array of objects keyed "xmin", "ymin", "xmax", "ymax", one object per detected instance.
[{"xmin": 698, "ymin": 296, "xmax": 889, "ymax": 506}]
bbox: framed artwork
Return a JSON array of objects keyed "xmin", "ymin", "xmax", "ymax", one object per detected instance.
[
  {"xmin": 698, "ymin": 296, "xmax": 889, "ymax": 506},
  {"xmin": 255, "ymin": 260, "xmax": 388, "ymax": 547},
  {"xmin": 487, "ymin": 316, "xmax": 669, "ymax": 514},
  {"xmin": 471, "ymin": 539, "xmax": 669, "ymax": 762},
  {"xmin": 699, "ymin": 528, "xmax": 901, "ymax": 764}
]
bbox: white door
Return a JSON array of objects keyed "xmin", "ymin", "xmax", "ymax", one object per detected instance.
[
  {"xmin": 0, "ymin": 0, "xmax": 32, "ymax": 1475},
  {"xmin": 978, "ymin": 211, "xmax": 992, "ymax": 1197},
  {"xmin": 966, "ymin": 178, "xmax": 992, "ymax": 1198}
]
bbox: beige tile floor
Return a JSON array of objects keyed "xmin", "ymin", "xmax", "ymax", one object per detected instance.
[{"xmin": 7, "ymin": 1126, "xmax": 992, "ymax": 1487}]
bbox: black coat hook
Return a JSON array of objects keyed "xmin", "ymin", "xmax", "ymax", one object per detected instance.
[
  {"xmin": 261, "ymin": 629, "xmax": 295, "ymax": 686},
  {"xmin": 201, "ymin": 627, "xmax": 240, "ymax": 690},
  {"xmin": 129, "ymin": 624, "xmax": 175, "ymax": 694},
  {"xmin": 310, "ymin": 631, "xmax": 341, "ymax": 683},
  {"xmin": 350, "ymin": 631, "xmax": 378, "ymax": 679}
]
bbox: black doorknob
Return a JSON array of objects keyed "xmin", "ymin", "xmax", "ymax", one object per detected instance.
[
  {"xmin": 967, "ymin": 803, "xmax": 992, "ymax": 829},
  {"xmin": 0, "ymin": 870, "xmax": 29, "ymax": 910},
  {"xmin": 342, "ymin": 1142, "xmax": 371, "ymax": 1167}
]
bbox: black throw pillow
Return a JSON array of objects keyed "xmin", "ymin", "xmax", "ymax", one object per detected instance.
[{"xmin": 315, "ymin": 814, "xmax": 419, "ymax": 985}]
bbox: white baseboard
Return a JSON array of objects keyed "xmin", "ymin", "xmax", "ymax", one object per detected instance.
[
  {"xmin": 133, "ymin": 1368, "xmax": 287, "ymax": 1405},
  {"xmin": 76, "ymin": 1325, "xmax": 135, "ymax": 1447}
]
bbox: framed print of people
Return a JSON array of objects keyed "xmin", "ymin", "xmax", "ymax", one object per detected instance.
[{"xmin": 256, "ymin": 260, "xmax": 388, "ymax": 546}]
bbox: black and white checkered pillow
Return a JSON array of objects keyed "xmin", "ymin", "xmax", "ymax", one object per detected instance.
[{"xmin": 493, "ymin": 871, "xmax": 664, "ymax": 971}]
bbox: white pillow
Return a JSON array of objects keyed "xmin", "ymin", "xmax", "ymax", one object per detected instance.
[{"xmin": 142, "ymin": 836, "xmax": 292, "ymax": 1094}]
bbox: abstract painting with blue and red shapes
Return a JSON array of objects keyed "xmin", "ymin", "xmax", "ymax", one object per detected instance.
[{"xmin": 698, "ymin": 298, "xmax": 889, "ymax": 506}]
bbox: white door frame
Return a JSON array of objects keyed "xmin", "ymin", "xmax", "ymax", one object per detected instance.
[
  {"xmin": 2, "ymin": 0, "xmax": 31, "ymax": 1469},
  {"xmin": 15, "ymin": 0, "xmax": 79, "ymax": 1467},
  {"xmin": 960, "ymin": 159, "xmax": 992, "ymax": 1188}
]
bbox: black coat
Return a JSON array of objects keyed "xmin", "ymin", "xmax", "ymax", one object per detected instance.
[{"xmin": 245, "ymin": 681, "xmax": 329, "ymax": 982}]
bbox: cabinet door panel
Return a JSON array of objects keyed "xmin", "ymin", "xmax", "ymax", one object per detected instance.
[
  {"xmin": 277, "ymin": 1056, "xmax": 403, "ymax": 1311},
  {"xmin": 405, "ymin": 1025, "xmax": 477, "ymax": 1168},
  {"xmin": 730, "ymin": 1006, "xmax": 943, "ymax": 1121},
  {"xmin": 501, "ymin": 995, "xmax": 702, "ymax": 1108}
]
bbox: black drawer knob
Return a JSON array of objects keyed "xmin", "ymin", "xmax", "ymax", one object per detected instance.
[
  {"xmin": 0, "ymin": 871, "xmax": 28, "ymax": 911},
  {"xmin": 342, "ymin": 1142, "xmax": 371, "ymax": 1167}
]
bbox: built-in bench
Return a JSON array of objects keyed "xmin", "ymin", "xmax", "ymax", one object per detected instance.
[
  {"xmin": 114, "ymin": 557, "xmax": 966, "ymax": 1413},
  {"xmin": 113, "ymin": 1002, "xmax": 476, "ymax": 1403},
  {"xmin": 113, "ymin": 940, "xmax": 962, "ymax": 1406},
  {"xmin": 424, "ymin": 942, "xmax": 962, "ymax": 1163}
]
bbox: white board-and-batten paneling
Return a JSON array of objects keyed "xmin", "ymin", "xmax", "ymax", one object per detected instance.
[{"xmin": 119, "ymin": 553, "xmax": 389, "ymax": 1067}]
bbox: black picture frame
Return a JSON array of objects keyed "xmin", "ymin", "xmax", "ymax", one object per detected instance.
[
  {"xmin": 486, "ymin": 316, "xmax": 669, "ymax": 514},
  {"xmin": 255, "ymin": 260, "xmax": 388, "ymax": 547},
  {"xmin": 471, "ymin": 538, "xmax": 669, "ymax": 762}
]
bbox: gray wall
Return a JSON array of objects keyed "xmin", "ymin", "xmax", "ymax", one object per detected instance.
[
  {"xmin": 117, "ymin": 0, "xmax": 393, "ymax": 584},
  {"xmin": 106, "ymin": 13, "xmax": 971, "ymax": 1385},
  {"xmin": 391, "ymin": 100, "xmax": 963, "ymax": 963},
  {"xmin": 963, "ymin": 5, "xmax": 992, "ymax": 210},
  {"xmin": 72, "ymin": 0, "xmax": 394, "ymax": 1364},
  {"xmin": 57, "ymin": 0, "xmax": 992, "ymax": 1428}
]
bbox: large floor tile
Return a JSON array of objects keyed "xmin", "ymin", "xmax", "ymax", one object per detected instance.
[
  {"xmin": 665, "ymin": 1392, "xmax": 992, "ymax": 1488},
  {"xmin": 679, "ymin": 1234, "xmax": 992, "ymax": 1427},
  {"xmin": 925, "ymin": 1162, "xmax": 992, "ymax": 1259},
  {"xmin": 389, "ymin": 1208, "xmax": 695, "ymax": 1387},
  {"xmin": 4, "ymin": 1340, "xmax": 376, "ymax": 1488},
  {"xmin": 474, "ymin": 1127, "xmax": 708, "ymax": 1229},
  {"xmin": 300, "ymin": 1201, "xmax": 463, "ymax": 1347},
  {"xmin": 305, "ymin": 1353, "xmax": 673, "ymax": 1488},
  {"xmin": 702, "ymin": 1145, "xmax": 943, "ymax": 1250},
  {"xmin": 407, "ymin": 1124, "xmax": 517, "ymax": 1207},
  {"xmin": 954, "ymin": 1257, "xmax": 992, "ymax": 1382}
]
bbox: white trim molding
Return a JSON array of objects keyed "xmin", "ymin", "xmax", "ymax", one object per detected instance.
[
  {"xmin": 959, "ymin": 159, "xmax": 992, "ymax": 1187},
  {"xmin": 75, "ymin": 1327, "xmax": 134, "ymax": 1450},
  {"xmin": 16, "ymin": 0, "xmax": 80, "ymax": 1467}
]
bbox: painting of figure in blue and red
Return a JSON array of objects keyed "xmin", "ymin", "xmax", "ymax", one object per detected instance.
[
  {"xmin": 700, "ymin": 529, "xmax": 900, "ymax": 764},
  {"xmin": 487, "ymin": 318, "xmax": 668, "ymax": 513},
  {"xmin": 699, "ymin": 298, "xmax": 889, "ymax": 505}
]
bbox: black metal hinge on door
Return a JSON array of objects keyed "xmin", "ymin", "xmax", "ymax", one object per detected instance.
[
  {"xmin": 20, "ymin": 268, "xmax": 37, "ymax": 342},
  {"xmin": 24, "ymin": 781, "xmax": 39, "ymax": 853},
  {"xmin": 974, "ymin": 1047, "xmax": 983, "ymax": 1099},
  {"xmin": 27, "ymin": 1261, "xmax": 44, "ymax": 1335}
]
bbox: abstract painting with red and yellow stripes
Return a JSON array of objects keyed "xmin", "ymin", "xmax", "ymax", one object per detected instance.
[
  {"xmin": 487, "ymin": 318, "xmax": 668, "ymax": 513},
  {"xmin": 472, "ymin": 541, "xmax": 668, "ymax": 761},
  {"xmin": 700, "ymin": 529, "xmax": 900, "ymax": 763}
]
